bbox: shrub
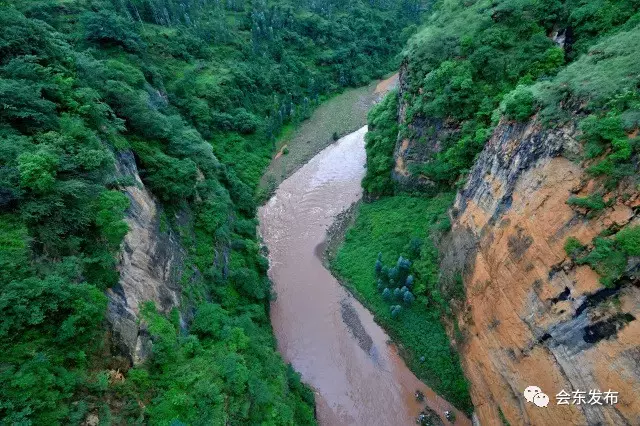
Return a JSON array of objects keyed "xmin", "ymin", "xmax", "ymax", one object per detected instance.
[
  {"xmin": 231, "ymin": 108, "xmax": 260, "ymax": 134},
  {"xmin": 564, "ymin": 237, "xmax": 585, "ymax": 258},
  {"xmin": 374, "ymin": 255, "xmax": 383, "ymax": 276},
  {"xmin": 576, "ymin": 237, "xmax": 627, "ymax": 287},
  {"xmin": 406, "ymin": 274, "xmax": 414, "ymax": 288},
  {"xmin": 390, "ymin": 305, "xmax": 402, "ymax": 318},
  {"xmin": 388, "ymin": 266, "xmax": 399, "ymax": 285},
  {"xmin": 191, "ymin": 303, "xmax": 228, "ymax": 339},
  {"xmin": 82, "ymin": 11, "xmax": 145, "ymax": 53},
  {"xmin": 502, "ymin": 86, "xmax": 536, "ymax": 122},
  {"xmin": 382, "ymin": 288, "xmax": 391, "ymax": 300},
  {"xmin": 616, "ymin": 226, "xmax": 640, "ymax": 256},
  {"xmin": 17, "ymin": 149, "xmax": 59, "ymax": 192},
  {"xmin": 567, "ymin": 194, "xmax": 606, "ymax": 211},
  {"xmin": 135, "ymin": 147, "xmax": 198, "ymax": 202},
  {"xmin": 403, "ymin": 291, "xmax": 415, "ymax": 305},
  {"xmin": 94, "ymin": 190, "xmax": 129, "ymax": 248}
]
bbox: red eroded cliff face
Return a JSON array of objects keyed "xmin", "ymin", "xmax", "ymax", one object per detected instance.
[{"xmin": 447, "ymin": 117, "xmax": 640, "ymax": 425}]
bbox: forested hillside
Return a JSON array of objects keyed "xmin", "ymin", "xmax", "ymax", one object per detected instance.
[
  {"xmin": 343, "ymin": 0, "xmax": 640, "ymax": 422},
  {"xmin": 365, "ymin": 0, "xmax": 640, "ymax": 194},
  {"xmin": 0, "ymin": 0, "xmax": 423, "ymax": 424}
]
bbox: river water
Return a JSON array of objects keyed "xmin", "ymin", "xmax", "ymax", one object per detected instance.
[{"xmin": 258, "ymin": 126, "xmax": 470, "ymax": 425}]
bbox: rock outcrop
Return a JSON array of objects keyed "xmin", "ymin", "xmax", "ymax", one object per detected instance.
[
  {"xmin": 391, "ymin": 61, "xmax": 458, "ymax": 191},
  {"xmin": 448, "ymin": 117, "xmax": 640, "ymax": 425},
  {"xmin": 106, "ymin": 150, "xmax": 184, "ymax": 364}
]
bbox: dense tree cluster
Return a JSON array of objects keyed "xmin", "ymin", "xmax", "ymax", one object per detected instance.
[
  {"xmin": 375, "ymin": 254, "xmax": 416, "ymax": 314},
  {"xmin": 362, "ymin": 91, "xmax": 399, "ymax": 195},
  {"xmin": 0, "ymin": 0, "xmax": 423, "ymax": 423}
]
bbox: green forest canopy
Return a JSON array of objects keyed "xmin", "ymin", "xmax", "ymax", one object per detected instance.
[{"xmin": 0, "ymin": 0, "xmax": 424, "ymax": 424}]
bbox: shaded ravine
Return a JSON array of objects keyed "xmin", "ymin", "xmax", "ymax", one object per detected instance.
[{"xmin": 258, "ymin": 127, "xmax": 470, "ymax": 425}]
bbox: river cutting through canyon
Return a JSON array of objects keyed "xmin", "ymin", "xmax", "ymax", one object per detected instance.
[{"xmin": 258, "ymin": 126, "xmax": 470, "ymax": 425}]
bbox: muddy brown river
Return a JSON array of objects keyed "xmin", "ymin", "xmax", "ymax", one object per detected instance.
[{"xmin": 258, "ymin": 126, "xmax": 470, "ymax": 426}]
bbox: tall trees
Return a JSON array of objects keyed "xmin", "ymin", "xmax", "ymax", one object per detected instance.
[{"xmin": 0, "ymin": 0, "xmax": 422, "ymax": 423}]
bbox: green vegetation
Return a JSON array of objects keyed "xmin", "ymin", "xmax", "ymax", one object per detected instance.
[
  {"xmin": 617, "ymin": 226, "xmax": 640, "ymax": 256},
  {"xmin": 374, "ymin": 253, "xmax": 416, "ymax": 313},
  {"xmin": 575, "ymin": 237, "xmax": 628, "ymax": 288},
  {"xmin": 380, "ymin": 0, "xmax": 640, "ymax": 190},
  {"xmin": 570, "ymin": 226, "xmax": 640, "ymax": 287},
  {"xmin": 4, "ymin": 0, "xmax": 639, "ymax": 420},
  {"xmin": 362, "ymin": 90, "xmax": 399, "ymax": 196},
  {"xmin": 502, "ymin": 86, "xmax": 536, "ymax": 122},
  {"xmin": 0, "ymin": 0, "xmax": 423, "ymax": 423},
  {"xmin": 564, "ymin": 236, "xmax": 585, "ymax": 258},
  {"xmin": 399, "ymin": 0, "xmax": 573, "ymax": 186},
  {"xmin": 350, "ymin": 0, "xmax": 640, "ymax": 419},
  {"xmin": 332, "ymin": 194, "xmax": 472, "ymax": 413},
  {"xmin": 260, "ymin": 80, "xmax": 386, "ymax": 198},
  {"xmin": 498, "ymin": 407, "xmax": 511, "ymax": 426},
  {"xmin": 533, "ymin": 25, "xmax": 640, "ymax": 286},
  {"xmin": 566, "ymin": 193, "xmax": 607, "ymax": 212},
  {"xmin": 135, "ymin": 303, "xmax": 316, "ymax": 425},
  {"xmin": 531, "ymin": 27, "xmax": 640, "ymax": 190}
]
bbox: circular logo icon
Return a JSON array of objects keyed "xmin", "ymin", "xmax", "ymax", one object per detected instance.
[
  {"xmin": 524, "ymin": 385, "xmax": 542, "ymax": 403},
  {"xmin": 534, "ymin": 392, "xmax": 550, "ymax": 407}
]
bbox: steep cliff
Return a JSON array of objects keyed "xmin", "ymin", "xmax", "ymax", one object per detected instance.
[
  {"xmin": 376, "ymin": 2, "xmax": 640, "ymax": 423},
  {"xmin": 448, "ymin": 116, "xmax": 640, "ymax": 425},
  {"xmin": 107, "ymin": 151, "xmax": 184, "ymax": 364}
]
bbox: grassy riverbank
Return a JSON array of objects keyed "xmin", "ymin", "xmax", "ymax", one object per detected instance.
[
  {"xmin": 259, "ymin": 77, "xmax": 394, "ymax": 199},
  {"xmin": 330, "ymin": 195, "xmax": 473, "ymax": 414}
]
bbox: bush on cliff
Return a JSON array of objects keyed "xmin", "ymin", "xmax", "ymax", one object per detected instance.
[{"xmin": 363, "ymin": 91, "xmax": 399, "ymax": 196}]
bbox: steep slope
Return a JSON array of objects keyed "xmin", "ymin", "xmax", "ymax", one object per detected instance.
[
  {"xmin": 356, "ymin": 0, "xmax": 640, "ymax": 424},
  {"xmin": 0, "ymin": 1, "xmax": 422, "ymax": 423},
  {"xmin": 447, "ymin": 25, "xmax": 640, "ymax": 425},
  {"xmin": 378, "ymin": 0, "xmax": 640, "ymax": 194},
  {"xmin": 449, "ymin": 118, "xmax": 639, "ymax": 425},
  {"xmin": 107, "ymin": 150, "xmax": 184, "ymax": 364}
]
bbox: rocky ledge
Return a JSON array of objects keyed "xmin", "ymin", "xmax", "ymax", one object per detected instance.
[{"xmin": 106, "ymin": 150, "xmax": 184, "ymax": 364}]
